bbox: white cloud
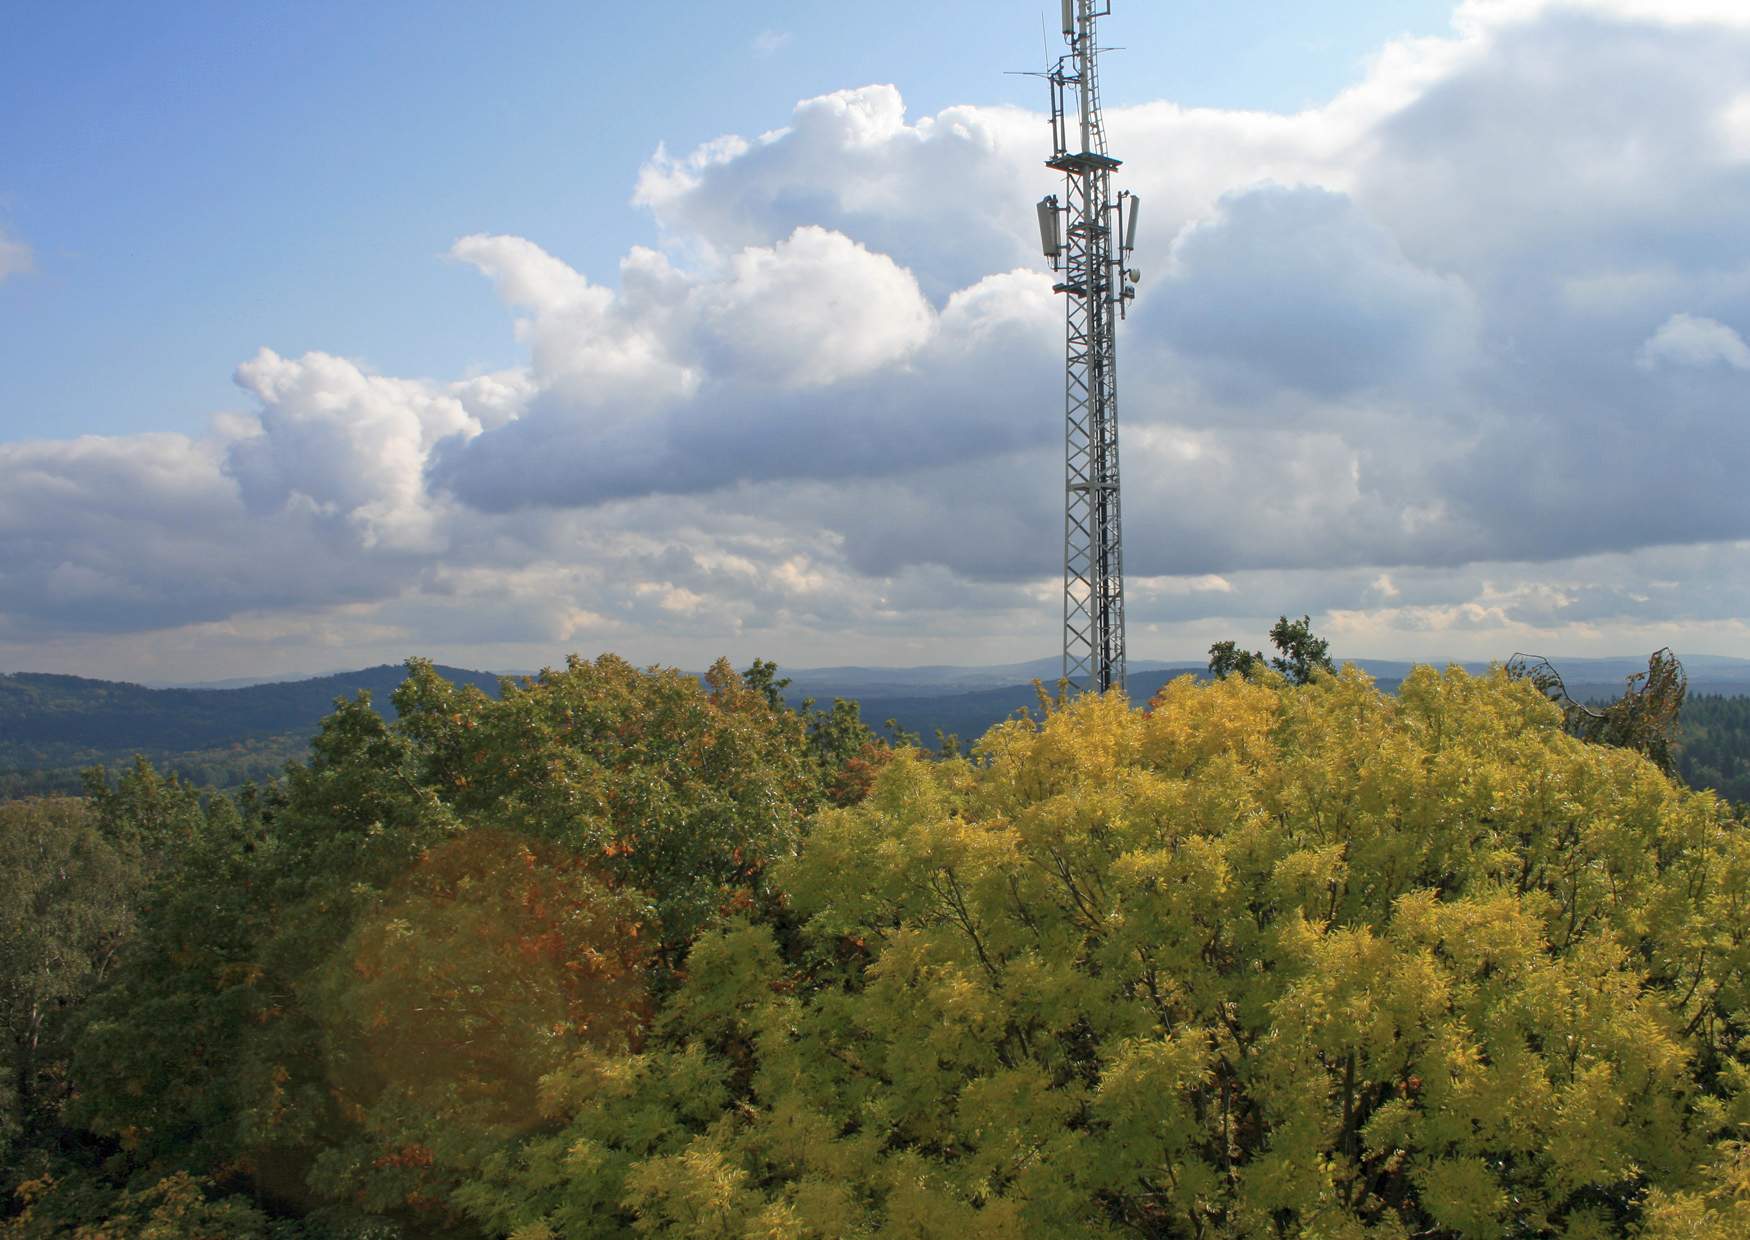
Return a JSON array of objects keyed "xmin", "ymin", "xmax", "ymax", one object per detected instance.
[
  {"xmin": 450, "ymin": 233, "xmax": 596, "ymax": 314},
  {"xmin": 752, "ymin": 30, "xmax": 792, "ymax": 56},
  {"xmin": 225, "ymin": 348, "xmax": 478, "ymax": 551},
  {"xmin": 0, "ymin": 430, "xmax": 406, "ymax": 639},
  {"xmin": 632, "ymin": 85, "xmax": 1045, "ymax": 291},
  {"xmin": 10, "ymin": 0, "xmax": 1750, "ymax": 676},
  {"xmin": 1718, "ymin": 94, "xmax": 1750, "ymax": 160},
  {"xmin": 689, "ymin": 225, "xmax": 933, "ymax": 388},
  {"xmin": 453, "ymin": 234, "xmax": 697, "ymax": 409},
  {"xmin": 1637, "ymin": 313, "xmax": 1750, "ymax": 371},
  {"xmin": 0, "ymin": 227, "xmax": 31, "ymax": 281},
  {"xmin": 426, "ymin": 238, "xmax": 1049, "ymax": 511}
]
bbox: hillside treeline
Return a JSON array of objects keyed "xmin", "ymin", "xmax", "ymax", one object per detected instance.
[
  {"xmin": 11, "ymin": 661, "xmax": 1750, "ymax": 812},
  {"xmin": 0, "ymin": 665, "xmax": 506, "ymax": 799},
  {"xmin": 1678, "ymin": 694, "xmax": 1750, "ymax": 806},
  {"xmin": 3, "ymin": 657, "xmax": 1749, "ymax": 1237}
]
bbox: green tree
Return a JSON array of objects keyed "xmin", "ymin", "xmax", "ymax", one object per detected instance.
[
  {"xmin": 72, "ymin": 692, "xmax": 449, "ymax": 1213},
  {"xmin": 802, "ymin": 696, "xmax": 889, "ymax": 807},
  {"xmin": 740, "ymin": 658, "xmax": 791, "ymax": 712},
  {"xmin": 66, "ymin": 657, "xmax": 825, "ymax": 1234},
  {"xmin": 0, "ymin": 798, "xmax": 139, "ymax": 1174},
  {"xmin": 3, "ymin": 1170, "xmax": 275, "ymax": 1240},
  {"xmin": 80, "ymin": 756, "xmax": 211, "ymax": 864},
  {"xmin": 1206, "ymin": 640, "xmax": 1264, "ymax": 681},
  {"xmin": 1676, "ymin": 693, "xmax": 1750, "ymax": 805},
  {"xmin": 2, "ymin": 778, "xmax": 276, "ymax": 1237},
  {"xmin": 1511, "ymin": 647, "xmax": 1688, "ymax": 775},
  {"xmin": 1265, "ymin": 613, "xmax": 1334, "ymax": 684},
  {"xmin": 391, "ymin": 654, "xmax": 813, "ymax": 956},
  {"xmin": 37, "ymin": 654, "xmax": 1750, "ymax": 1236},
  {"xmin": 741, "ymin": 659, "xmax": 893, "ymax": 807},
  {"xmin": 1209, "ymin": 614, "xmax": 1335, "ymax": 685}
]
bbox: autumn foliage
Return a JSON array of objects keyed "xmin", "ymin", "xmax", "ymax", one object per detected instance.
[{"xmin": 6, "ymin": 659, "xmax": 1750, "ymax": 1237}]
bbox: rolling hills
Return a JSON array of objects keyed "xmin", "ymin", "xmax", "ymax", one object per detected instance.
[{"xmin": 7, "ymin": 653, "xmax": 1750, "ymax": 798}]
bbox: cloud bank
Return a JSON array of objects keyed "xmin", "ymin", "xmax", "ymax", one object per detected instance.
[{"xmin": 5, "ymin": 0, "xmax": 1750, "ymax": 678}]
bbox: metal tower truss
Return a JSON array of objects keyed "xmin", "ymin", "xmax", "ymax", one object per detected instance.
[{"xmin": 1037, "ymin": 0, "xmax": 1138, "ymax": 695}]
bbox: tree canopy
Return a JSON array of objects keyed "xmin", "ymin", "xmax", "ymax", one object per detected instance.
[
  {"xmin": 474, "ymin": 666, "xmax": 1747, "ymax": 1237},
  {"xmin": 5, "ymin": 659, "xmax": 1748, "ymax": 1237},
  {"xmin": 1210, "ymin": 615, "xmax": 1336, "ymax": 686}
]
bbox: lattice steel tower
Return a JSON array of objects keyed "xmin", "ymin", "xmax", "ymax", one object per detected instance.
[{"xmin": 1036, "ymin": 0, "xmax": 1139, "ymax": 695}]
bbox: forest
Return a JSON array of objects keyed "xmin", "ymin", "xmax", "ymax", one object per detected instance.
[
  {"xmin": 1675, "ymin": 695, "xmax": 1750, "ymax": 806},
  {"xmin": 3, "ymin": 655, "xmax": 1749, "ymax": 1237}
]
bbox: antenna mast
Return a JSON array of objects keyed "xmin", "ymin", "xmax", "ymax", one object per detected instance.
[{"xmin": 1038, "ymin": 0, "xmax": 1138, "ymax": 695}]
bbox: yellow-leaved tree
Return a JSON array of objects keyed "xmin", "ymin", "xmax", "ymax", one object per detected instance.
[{"xmin": 465, "ymin": 666, "xmax": 1750, "ymax": 1238}]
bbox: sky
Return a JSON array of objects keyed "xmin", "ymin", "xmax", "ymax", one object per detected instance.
[{"xmin": 3, "ymin": 0, "xmax": 1750, "ymax": 681}]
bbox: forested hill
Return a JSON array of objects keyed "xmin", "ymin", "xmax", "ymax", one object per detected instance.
[
  {"xmin": 0, "ymin": 664, "xmax": 503, "ymax": 795},
  {"xmin": 1676, "ymin": 693, "xmax": 1750, "ymax": 804},
  {"xmin": 0, "ymin": 664, "xmax": 504, "ymax": 747},
  {"xmin": 8, "ymin": 657, "xmax": 1750, "ymax": 802}
]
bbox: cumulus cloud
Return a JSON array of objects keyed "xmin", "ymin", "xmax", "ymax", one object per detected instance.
[
  {"xmin": 0, "ymin": 431, "xmax": 406, "ymax": 639},
  {"xmin": 7, "ymin": 0, "xmax": 1750, "ymax": 675},
  {"xmin": 1638, "ymin": 312, "xmax": 1750, "ymax": 370},
  {"xmin": 225, "ymin": 349, "xmax": 480, "ymax": 551},
  {"xmin": 1143, "ymin": 186, "xmax": 1477, "ymax": 400},
  {"xmin": 634, "ymin": 85, "xmax": 1045, "ymax": 295},
  {"xmin": 427, "ymin": 232, "xmax": 1051, "ymax": 510},
  {"xmin": 689, "ymin": 226, "xmax": 933, "ymax": 387}
]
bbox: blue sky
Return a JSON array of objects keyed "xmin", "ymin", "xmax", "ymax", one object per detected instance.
[
  {"xmin": 4, "ymin": 0, "xmax": 1750, "ymax": 680},
  {"xmin": 1, "ymin": 1, "xmax": 1455, "ymax": 441}
]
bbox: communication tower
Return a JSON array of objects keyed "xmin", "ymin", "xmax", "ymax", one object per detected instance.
[{"xmin": 1036, "ymin": 0, "xmax": 1139, "ymax": 694}]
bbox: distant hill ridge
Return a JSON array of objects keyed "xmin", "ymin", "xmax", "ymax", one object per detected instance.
[
  {"xmin": 12, "ymin": 654, "xmax": 1750, "ymax": 740},
  {"xmin": 7, "ymin": 654, "xmax": 1750, "ymax": 799},
  {"xmin": 0, "ymin": 664, "xmax": 504, "ymax": 755}
]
